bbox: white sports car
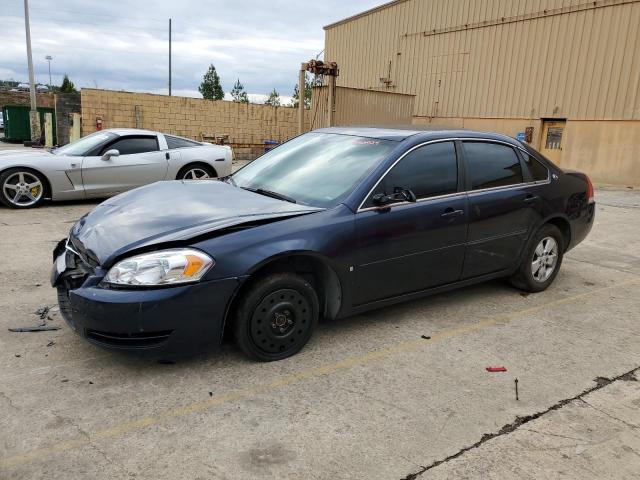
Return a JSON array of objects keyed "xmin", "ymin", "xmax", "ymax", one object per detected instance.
[{"xmin": 0, "ymin": 128, "xmax": 233, "ymax": 208}]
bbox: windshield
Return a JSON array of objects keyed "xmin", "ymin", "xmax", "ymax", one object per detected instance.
[
  {"xmin": 53, "ymin": 131, "xmax": 116, "ymax": 156},
  {"xmin": 230, "ymin": 132, "xmax": 394, "ymax": 208}
]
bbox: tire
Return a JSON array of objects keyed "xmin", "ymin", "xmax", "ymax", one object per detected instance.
[
  {"xmin": 176, "ymin": 164, "xmax": 216, "ymax": 180},
  {"xmin": 510, "ymin": 224, "xmax": 564, "ymax": 293},
  {"xmin": 233, "ymin": 273, "xmax": 319, "ymax": 361},
  {"xmin": 0, "ymin": 168, "xmax": 48, "ymax": 208}
]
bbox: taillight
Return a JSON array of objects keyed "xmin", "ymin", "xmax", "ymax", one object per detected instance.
[{"xmin": 586, "ymin": 175, "xmax": 594, "ymax": 203}]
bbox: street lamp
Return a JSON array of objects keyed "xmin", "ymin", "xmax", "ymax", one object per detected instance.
[{"xmin": 45, "ymin": 55, "xmax": 52, "ymax": 91}]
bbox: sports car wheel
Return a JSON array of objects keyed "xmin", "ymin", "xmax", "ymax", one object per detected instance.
[
  {"xmin": 233, "ymin": 273, "xmax": 319, "ymax": 362},
  {"xmin": 0, "ymin": 168, "xmax": 47, "ymax": 208},
  {"xmin": 177, "ymin": 164, "xmax": 216, "ymax": 180}
]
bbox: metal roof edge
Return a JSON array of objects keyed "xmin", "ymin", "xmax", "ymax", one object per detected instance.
[{"xmin": 324, "ymin": 0, "xmax": 410, "ymax": 30}]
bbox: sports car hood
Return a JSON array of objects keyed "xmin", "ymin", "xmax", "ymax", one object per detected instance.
[
  {"xmin": 0, "ymin": 149, "xmax": 53, "ymax": 161},
  {"xmin": 70, "ymin": 180, "xmax": 322, "ymax": 266}
]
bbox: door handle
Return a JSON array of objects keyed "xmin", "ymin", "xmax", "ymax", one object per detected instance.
[
  {"xmin": 165, "ymin": 152, "xmax": 170, "ymax": 160},
  {"xmin": 441, "ymin": 208, "xmax": 464, "ymax": 219},
  {"xmin": 523, "ymin": 194, "xmax": 539, "ymax": 204}
]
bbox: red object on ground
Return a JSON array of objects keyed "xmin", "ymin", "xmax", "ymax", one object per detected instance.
[{"xmin": 486, "ymin": 366, "xmax": 508, "ymax": 372}]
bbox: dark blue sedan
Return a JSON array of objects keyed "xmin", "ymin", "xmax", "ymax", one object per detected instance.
[{"xmin": 52, "ymin": 127, "xmax": 595, "ymax": 361}]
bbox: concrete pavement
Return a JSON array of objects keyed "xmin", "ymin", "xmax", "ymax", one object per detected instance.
[{"xmin": 0, "ymin": 187, "xmax": 638, "ymax": 479}]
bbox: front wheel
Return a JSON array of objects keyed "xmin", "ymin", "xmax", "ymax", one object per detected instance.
[
  {"xmin": 233, "ymin": 273, "xmax": 319, "ymax": 361},
  {"xmin": 0, "ymin": 168, "xmax": 47, "ymax": 208},
  {"xmin": 510, "ymin": 224, "xmax": 564, "ymax": 293}
]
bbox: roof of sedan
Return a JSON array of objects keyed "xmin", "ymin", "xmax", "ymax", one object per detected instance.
[{"xmin": 314, "ymin": 126, "xmax": 518, "ymax": 143}]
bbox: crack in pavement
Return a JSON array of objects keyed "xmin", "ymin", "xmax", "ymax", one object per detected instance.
[
  {"xmin": 577, "ymin": 398, "xmax": 639, "ymax": 430},
  {"xmin": 60, "ymin": 414, "xmax": 136, "ymax": 478},
  {"xmin": 564, "ymin": 256, "xmax": 640, "ymax": 277},
  {"xmin": 400, "ymin": 367, "xmax": 640, "ymax": 480},
  {"xmin": 519, "ymin": 428, "xmax": 587, "ymax": 442},
  {"xmin": 0, "ymin": 391, "xmax": 19, "ymax": 411},
  {"xmin": 597, "ymin": 202, "xmax": 640, "ymax": 209}
]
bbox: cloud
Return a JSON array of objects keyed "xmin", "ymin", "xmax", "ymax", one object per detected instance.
[{"xmin": 1, "ymin": 0, "xmax": 382, "ymax": 99}]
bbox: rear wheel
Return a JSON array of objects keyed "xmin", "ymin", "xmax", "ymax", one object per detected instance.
[
  {"xmin": 177, "ymin": 164, "xmax": 216, "ymax": 180},
  {"xmin": 0, "ymin": 168, "xmax": 47, "ymax": 208},
  {"xmin": 233, "ymin": 273, "xmax": 319, "ymax": 361},
  {"xmin": 510, "ymin": 224, "xmax": 564, "ymax": 293}
]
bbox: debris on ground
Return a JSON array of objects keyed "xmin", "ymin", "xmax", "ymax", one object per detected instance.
[
  {"xmin": 421, "ymin": 335, "xmax": 431, "ymax": 340},
  {"xmin": 9, "ymin": 325, "xmax": 60, "ymax": 332},
  {"xmin": 486, "ymin": 366, "xmax": 508, "ymax": 372},
  {"xmin": 8, "ymin": 305, "xmax": 61, "ymax": 333},
  {"xmin": 46, "ymin": 341, "xmax": 55, "ymax": 347}
]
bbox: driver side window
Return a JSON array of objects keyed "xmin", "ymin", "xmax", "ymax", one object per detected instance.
[
  {"xmin": 100, "ymin": 136, "xmax": 159, "ymax": 156},
  {"xmin": 365, "ymin": 141, "xmax": 458, "ymax": 207}
]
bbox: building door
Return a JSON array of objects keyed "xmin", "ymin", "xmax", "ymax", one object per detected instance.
[{"xmin": 540, "ymin": 120, "xmax": 566, "ymax": 165}]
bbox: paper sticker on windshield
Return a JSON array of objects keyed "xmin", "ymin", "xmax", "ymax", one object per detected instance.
[{"xmin": 351, "ymin": 139, "xmax": 380, "ymax": 145}]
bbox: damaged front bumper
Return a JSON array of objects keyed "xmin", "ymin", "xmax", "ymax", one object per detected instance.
[{"xmin": 51, "ymin": 239, "xmax": 243, "ymax": 356}]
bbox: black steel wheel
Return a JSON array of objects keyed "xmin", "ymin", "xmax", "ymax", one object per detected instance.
[{"xmin": 233, "ymin": 273, "xmax": 319, "ymax": 361}]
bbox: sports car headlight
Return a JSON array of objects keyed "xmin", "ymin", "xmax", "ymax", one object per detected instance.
[{"xmin": 104, "ymin": 249, "xmax": 213, "ymax": 286}]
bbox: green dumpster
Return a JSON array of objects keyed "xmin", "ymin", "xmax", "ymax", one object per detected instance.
[{"xmin": 1, "ymin": 105, "xmax": 56, "ymax": 144}]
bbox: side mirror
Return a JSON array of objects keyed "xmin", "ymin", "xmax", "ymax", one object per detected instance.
[
  {"xmin": 101, "ymin": 149, "xmax": 120, "ymax": 161},
  {"xmin": 372, "ymin": 188, "xmax": 417, "ymax": 206}
]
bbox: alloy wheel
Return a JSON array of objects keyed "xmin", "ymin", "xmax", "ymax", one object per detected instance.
[
  {"xmin": 2, "ymin": 171, "xmax": 44, "ymax": 207},
  {"xmin": 531, "ymin": 236, "xmax": 558, "ymax": 282},
  {"xmin": 182, "ymin": 168, "xmax": 211, "ymax": 180}
]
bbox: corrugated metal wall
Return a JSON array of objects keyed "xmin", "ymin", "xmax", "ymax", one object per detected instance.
[
  {"xmin": 325, "ymin": 0, "xmax": 640, "ymax": 120},
  {"xmin": 310, "ymin": 86, "xmax": 415, "ymax": 128}
]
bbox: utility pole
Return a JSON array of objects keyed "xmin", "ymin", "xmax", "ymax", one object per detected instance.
[
  {"xmin": 45, "ymin": 55, "xmax": 52, "ymax": 90},
  {"xmin": 298, "ymin": 63, "xmax": 306, "ymax": 134},
  {"xmin": 23, "ymin": 0, "xmax": 40, "ymax": 142},
  {"xmin": 168, "ymin": 18, "xmax": 172, "ymax": 96}
]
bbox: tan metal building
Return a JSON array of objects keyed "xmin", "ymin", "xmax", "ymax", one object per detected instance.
[{"xmin": 324, "ymin": 0, "xmax": 640, "ymax": 185}]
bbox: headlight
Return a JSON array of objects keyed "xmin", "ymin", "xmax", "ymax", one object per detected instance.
[{"xmin": 104, "ymin": 249, "xmax": 213, "ymax": 286}]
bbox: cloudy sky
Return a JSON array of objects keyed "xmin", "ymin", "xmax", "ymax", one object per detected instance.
[{"xmin": 1, "ymin": 0, "xmax": 381, "ymax": 103}]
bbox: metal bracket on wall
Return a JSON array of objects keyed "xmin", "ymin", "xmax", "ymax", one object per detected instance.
[{"xmin": 134, "ymin": 105, "xmax": 142, "ymax": 129}]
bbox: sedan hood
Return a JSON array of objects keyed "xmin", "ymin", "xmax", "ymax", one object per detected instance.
[{"xmin": 70, "ymin": 180, "xmax": 322, "ymax": 266}]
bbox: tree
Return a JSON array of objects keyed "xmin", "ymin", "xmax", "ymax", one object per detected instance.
[
  {"xmin": 59, "ymin": 74, "xmax": 77, "ymax": 93},
  {"xmin": 199, "ymin": 64, "xmax": 224, "ymax": 100},
  {"xmin": 230, "ymin": 78, "xmax": 249, "ymax": 103},
  {"xmin": 264, "ymin": 88, "xmax": 280, "ymax": 107},
  {"xmin": 290, "ymin": 73, "xmax": 312, "ymax": 109}
]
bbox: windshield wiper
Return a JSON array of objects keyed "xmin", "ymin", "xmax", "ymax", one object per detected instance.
[
  {"xmin": 241, "ymin": 186, "xmax": 296, "ymax": 203},
  {"xmin": 219, "ymin": 175, "xmax": 236, "ymax": 186}
]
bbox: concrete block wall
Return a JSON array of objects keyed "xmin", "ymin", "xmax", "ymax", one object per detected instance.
[{"xmin": 81, "ymin": 89, "xmax": 310, "ymax": 159}]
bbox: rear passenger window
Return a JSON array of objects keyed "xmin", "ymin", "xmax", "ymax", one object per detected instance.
[
  {"xmin": 166, "ymin": 135, "xmax": 201, "ymax": 149},
  {"xmin": 463, "ymin": 142, "xmax": 523, "ymax": 190},
  {"xmin": 379, "ymin": 141, "xmax": 458, "ymax": 201},
  {"xmin": 522, "ymin": 153, "xmax": 549, "ymax": 181}
]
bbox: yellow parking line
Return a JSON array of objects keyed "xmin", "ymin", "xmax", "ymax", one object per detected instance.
[{"xmin": 1, "ymin": 278, "xmax": 639, "ymax": 469}]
